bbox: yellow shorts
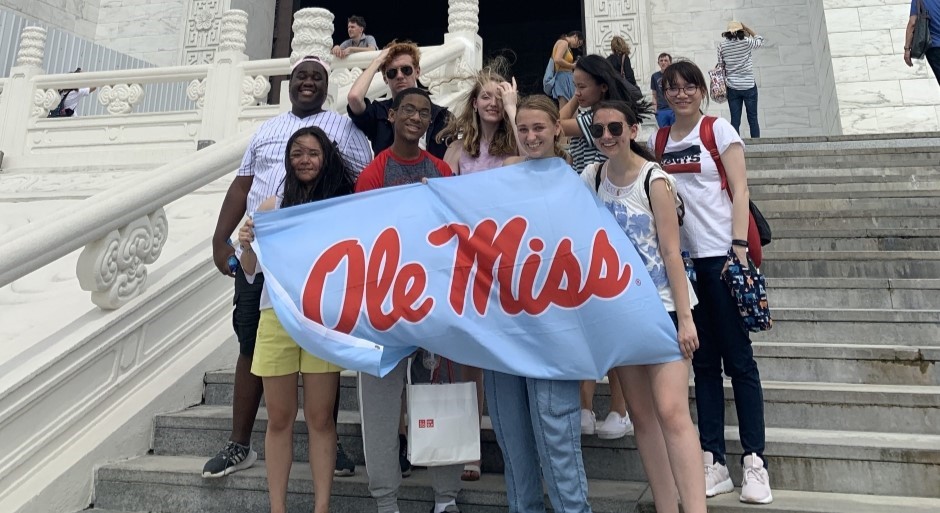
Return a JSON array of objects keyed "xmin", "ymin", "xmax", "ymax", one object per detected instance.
[{"xmin": 250, "ymin": 309, "xmax": 343, "ymax": 377}]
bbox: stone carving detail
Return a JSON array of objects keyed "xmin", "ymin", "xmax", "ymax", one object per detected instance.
[
  {"xmin": 593, "ymin": 0, "xmax": 638, "ymax": 16},
  {"xmin": 77, "ymin": 209, "xmax": 168, "ymax": 309},
  {"xmin": 186, "ymin": 78, "xmax": 207, "ymax": 109},
  {"xmin": 15, "ymin": 26, "xmax": 47, "ymax": 68},
  {"xmin": 331, "ymin": 68, "xmax": 362, "ymax": 89},
  {"xmin": 241, "ymin": 76, "xmax": 271, "ymax": 106},
  {"xmin": 32, "ymin": 88, "xmax": 61, "ymax": 118},
  {"xmin": 98, "ymin": 84, "xmax": 144, "ymax": 115},
  {"xmin": 219, "ymin": 9, "xmax": 249, "ymax": 54},
  {"xmin": 448, "ymin": 0, "xmax": 479, "ymax": 34},
  {"xmin": 290, "ymin": 8, "xmax": 335, "ymax": 66},
  {"xmin": 588, "ymin": 0, "xmax": 645, "ymax": 82},
  {"xmin": 184, "ymin": 0, "xmax": 223, "ymax": 65}
]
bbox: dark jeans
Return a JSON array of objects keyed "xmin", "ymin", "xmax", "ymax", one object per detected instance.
[
  {"xmin": 233, "ymin": 266, "xmax": 264, "ymax": 357},
  {"xmin": 727, "ymin": 85, "xmax": 760, "ymax": 138},
  {"xmin": 927, "ymin": 47, "xmax": 940, "ymax": 87},
  {"xmin": 691, "ymin": 256, "xmax": 767, "ymax": 467}
]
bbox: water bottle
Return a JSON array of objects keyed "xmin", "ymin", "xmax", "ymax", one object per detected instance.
[
  {"xmin": 681, "ymin": 251, "xmax": 696, "ymax": 283},
  {"xmin": 226, "ymin": 238, "xmax": 240, "ymax": 274}
]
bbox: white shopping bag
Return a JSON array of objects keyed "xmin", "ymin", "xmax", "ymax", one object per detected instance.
[{"xmin": 406, "ymin": 359, "xmax": 480, "ymax": 467}]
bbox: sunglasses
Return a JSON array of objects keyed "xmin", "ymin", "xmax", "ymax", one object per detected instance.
[
  {"xmin": 588, "ymin": 122, "xmax": 625, "ymax": 139},
  {"xmin": 385, "ymin": 65, "xmax": 415, "ymax": 80}
]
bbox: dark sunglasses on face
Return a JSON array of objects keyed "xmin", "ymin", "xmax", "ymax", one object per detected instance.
[
  {"xmin": 588, "ymin": 121, "xmax": 625, "ymax": 139},
  {"xmin": 385, "ymin": 65, "xmax": 414, "ymax": 80}
]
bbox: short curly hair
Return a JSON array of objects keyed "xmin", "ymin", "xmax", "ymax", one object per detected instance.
[{"xmin": 381, "ymin": 40, "xmax": 421, "ymax": 73}]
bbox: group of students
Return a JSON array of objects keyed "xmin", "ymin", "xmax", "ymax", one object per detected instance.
[{"xmin": 208, "ymin": 37, "xmax": 774, "ymax": 513}]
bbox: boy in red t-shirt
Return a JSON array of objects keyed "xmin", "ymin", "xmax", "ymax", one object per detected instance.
[
  {"xmin": 355, "ymin": 87, "xmax": 463, "ymax": 513},
  {"xmin": 356, "ymin": 87, "xmax": 453, "ymax": 192}
]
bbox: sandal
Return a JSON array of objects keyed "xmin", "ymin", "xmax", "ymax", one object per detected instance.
[{"xmin": 461, "ymin": 463, "xmax": 481, "ymax": 481}]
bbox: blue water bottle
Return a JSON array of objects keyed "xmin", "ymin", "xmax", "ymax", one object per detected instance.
[
  {"xmin": 226, "ymin": 238, "xmax": 240, "ymax": 274},
  {"xmin": 681, "ymin": 250, "xmax": 696, "ymax": 283}
]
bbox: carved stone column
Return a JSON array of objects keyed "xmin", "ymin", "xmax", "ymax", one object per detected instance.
[
  {"xmin": 584, "ymin": 0, "xmax": 652, "ymax": 95},
  {"xmin": 437, "ymin": 0, "xmax": 482, "ymax": 98},
  {"xmin": 196, "ymin": 8, "xmax": 253, "ymax": 140},
  {"xmin": 0, "ymin": 26, "xmax": 48, "ymax": 166},
  {"xmin": 182, "ymin": 0, "xmax": 230, "ymax": 65},
  {"xmin": 289, "ymin": 8, "xmax": 335, "ymax": 108}
]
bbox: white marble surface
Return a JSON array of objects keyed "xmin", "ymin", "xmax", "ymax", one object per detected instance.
[
  {"xmin": 94, "ymin": 0, "xmax": 186, "ymax": 66},
  {"xmin": 0, "ymin": 0, "xmax": 100, "ymax": 40},
  {"xmin": 1, "ymin": 172, "xmax": 230, "ymax": 361}
]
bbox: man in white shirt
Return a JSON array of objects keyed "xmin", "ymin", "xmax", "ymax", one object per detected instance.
[
  {"xmin": 49, "ymin": 68, "xmax": 96, "ymax": 117},
  {"xmin": 204, "ymin": 55, "xmax": 371, "ymax": 480}
]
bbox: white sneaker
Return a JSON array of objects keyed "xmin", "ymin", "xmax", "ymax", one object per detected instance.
[
  {"xmin": 703, "ymin": 451, "xmax": 734, "ymax": 497},
  {"xmin": 580, "ymin": 409, "xmax": 596, "ymax": 435},
  {"xmin": 596, "ymin": 411, "xmax": 634, "ymax": 439},
  {"xmin": 740, "ymin": 453, "xmax": 773, "ymax": 504}
]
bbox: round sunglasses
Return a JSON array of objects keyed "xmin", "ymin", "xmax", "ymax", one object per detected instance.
[
  {"xmin": 385, "ymin": 65, "xmax": 415, "ymax": 80},
  {"xmin": 588, "ymin": 121, "xmax": 625, "ymax": 139}
]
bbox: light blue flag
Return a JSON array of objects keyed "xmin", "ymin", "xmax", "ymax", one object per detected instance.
[{"xmin": 253, "ymin": 158, "xmax": 682, "ymax": 379}]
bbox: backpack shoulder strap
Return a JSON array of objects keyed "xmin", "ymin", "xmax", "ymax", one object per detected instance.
[
  {"xmin": 594, "ymin": 161, "xmax": 603, "ymax": 192},
  {"xmin": 700, "ymin": 116, "xmax": 732, "ymax": 199},
  {"xmin": 654, "ymin": 126, "xmax": 671, "ymax": 161},
  {"xmin": 643, "ymin": 165, "xmax": 654, "ymax": 210}
]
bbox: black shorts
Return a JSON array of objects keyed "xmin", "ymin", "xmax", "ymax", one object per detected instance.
[{"xmin": 232, "ymin": 266, "xmax": 264, "ymax": 357}]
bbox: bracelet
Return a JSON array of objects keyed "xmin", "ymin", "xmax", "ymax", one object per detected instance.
[
  {"xmin": 731, "ymin": 239, "xmax": 749, "ymax": 248},
  {"xmin": 905, "ymin": 46, "xmax": 912, "ymax": 50}
]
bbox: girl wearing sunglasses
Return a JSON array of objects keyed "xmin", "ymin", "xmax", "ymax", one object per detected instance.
[
  {"xmin": 651, "ymin": 61, "xmax": 772, "ymax": 504},
  {"xmin": 581, "ymin": 100, "xmax": 706, "ymax": 513}
]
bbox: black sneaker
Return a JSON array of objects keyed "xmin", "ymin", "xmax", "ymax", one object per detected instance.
[
  {"xmin": 202, "ymin": 440, "xmax": 257, "ymax": 478},
  {"xmin": 399, "ymin": 433, "xmax": 412, "ymax": 477},
  {"xmin": 334, "ymin": 442, "xmax": 356, "ymax": 477}
]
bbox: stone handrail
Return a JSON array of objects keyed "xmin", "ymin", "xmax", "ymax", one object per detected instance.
[
  {"xmin": 0, "ymin": 132, "xmax": 251, "ymax": 307},
  {"xmin": 0, "ymin": 2, "xmax": 481, "ymax": 309}
]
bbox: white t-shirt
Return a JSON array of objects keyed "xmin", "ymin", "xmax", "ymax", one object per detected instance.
[
  {"xmin": 63, "ymin": 88, "xmax": 91, "ymax": 112},
  {"xmin": 581, "ymin": 161, "xmax": 698, "ymax": 312},
  {"xmin": 648, "ymin": 116, "xmax": 744, "ymax": 259}
]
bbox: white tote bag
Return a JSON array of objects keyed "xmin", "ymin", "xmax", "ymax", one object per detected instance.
[{"xmin": 406, "ymin": 358, "xmax": 480, "ymax": 467}]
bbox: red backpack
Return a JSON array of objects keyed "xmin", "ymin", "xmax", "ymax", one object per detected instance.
[{"xmin": 653, "ymin": 116, "xmax": 767, "ymax": 267}]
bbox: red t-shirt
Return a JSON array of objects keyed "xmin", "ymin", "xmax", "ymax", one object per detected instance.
[{"xmin": 355, "ymin": 148, "xmax": 453, "ymax": 192}]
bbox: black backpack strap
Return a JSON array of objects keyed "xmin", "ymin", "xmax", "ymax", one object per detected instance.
[{"xmin": 594, "ymin": 161, "xmax": 604, "ymax": 192}]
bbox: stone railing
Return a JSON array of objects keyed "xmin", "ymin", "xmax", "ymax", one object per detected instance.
[
  {"xmin": 0, "ymin": 3, "xmax": 481, "ymax": 174},
  {"xmin": 0, "ymin": 2, "xmax": 481, "ymax": 310}
]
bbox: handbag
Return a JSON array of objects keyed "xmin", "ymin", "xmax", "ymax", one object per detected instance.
[
  {"xmin": 708, "ymin": 62, "xmax": 728, "ymax": 104},
  {"xmin": 406, "ymin": 357, "xmax": 480, "ymax": 467},
  {"xmin": 542, "ymin": 58, "xmax": 556, "ymax": 95},
  {"xmin": 721, "ymin": 249, "xmax": 772, "ymax": 332},
  {"xmin": 912, "ymin": 0, "xmax": 933, "ymax": 59}
]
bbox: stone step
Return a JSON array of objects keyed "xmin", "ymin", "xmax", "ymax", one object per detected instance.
[
  {"xmin": 150, "ymin": 406, "xmax": 940, "ymax": 497},
  {"xmin": 761, "ymin": 251, "xmax": 940, "ymax": 279},
  {"xmin": 766, "ymin": 216, "xmax": 940, "ymax": 232},
  {"xmin": 756, "ymin": 197, "xmax": 940, "ymax": 212},
  {"xmin": 748, "ymin": 166, "xmax": 940, "ymax": 181},
  {"xmin": 750, "ymin": 180, "xmax": 940, "ymax": 195},
  {"xmin": 767, "ymin": 278, "xmax": 940, "ymax": 310},
  {"xmin": 753, "ymin": 308, "xmax": 940, "ymax": 346},
  {"xmin": 753, "ymin": 343, "xmax": 940, "ymax": 386},
  {"xmin": 91, "ymin": 455, "xmax": 940, "ymax": 513},
  {"xmin": 94, "ymin": 455, "xmax": 648, "ymax": 513},
  {"xmin": 747, "ymin": 152, "xmax": 940, "ymax": 170},
  {"xmin": 751, "ymin": 190, "xmax": 940, "ymax": 201},
  {"xmin": 770, "ymin": 234, "xmax": 940, "ymax": 252}
]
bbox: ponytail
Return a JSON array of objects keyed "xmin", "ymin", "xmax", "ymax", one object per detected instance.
[{"xmin": 630, "ymin": 139, "xmax": 657, "ymax": 164}]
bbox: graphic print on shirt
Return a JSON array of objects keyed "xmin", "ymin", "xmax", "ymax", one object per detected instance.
[
  {"xmin": 383, "ymin": 157, "xmax": 442, "ymax": 187},
  {"xmin": 605, "ymin": 201, "xmax": 668, "ymax": 289},
  {"xmin": 660, "ymin": 145, "xmax": 702, "ymax": 174}
]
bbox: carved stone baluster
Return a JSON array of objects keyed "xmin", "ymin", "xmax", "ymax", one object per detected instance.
[
  {"xmin": 187, "ymin": 78, "xmax": 208, "ymax": 110},
  {"xmin": 76, "ymin": 209, "xmax": 169, "ymax": 309},
  {"xmin": 97, "ymin": 84, "xmax": 144, "ymax": 115},
  {"xmin": 448, "ymin": 0, "xmax": 479, "ymax": 35},
  {"xmin": 241, "ymin": 76, "xmax": 271, "ymax": 106},
  {"xmin": 15, "ymin": 26, "xmax": 47, "ymax": 68},
  {"xmin": 218, "ymin": 9, "xmax": 249, "ymax": 54},
  {"xmin": 291, "ymin": 8, "xmax": 336, "ymax": 106}
]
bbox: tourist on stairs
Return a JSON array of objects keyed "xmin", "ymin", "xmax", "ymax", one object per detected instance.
[
  {"xmin": 237, "ymin": 125, "xmax": 353, "ymax": 513},
  {"xmin": 206, "ymin": 55, "xmax": 371, "ymax": 480},
  {"xmin": 582, "ymin": 98, "xmax": 706, "ymax": 513},
  {"xmin": 650, "ymin": 60, "xmax": 772, "ymax": 504}
]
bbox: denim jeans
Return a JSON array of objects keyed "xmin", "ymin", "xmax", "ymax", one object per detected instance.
[
  {"xmin": 927, "ymin": 47, "xmax": 940, "ymax": 87},
  {"xmin": 484, "ymin": 371, "xmax": 591, "ymax": 513},
  {"xmin": 691, "ymin": 256, "xmax": 767, "ymax": 467},
  {"xmin": 655, "ymin": 108, "xmax": 675, "ymax": 128},
  {"xmin": 726, "ymin": 85, "xmax": 760, "ymax": 138}
]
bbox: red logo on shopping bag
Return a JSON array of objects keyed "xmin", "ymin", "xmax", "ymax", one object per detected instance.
[{"xmin": 418, "ymin": 418, "xmax": 435, "ymax": 428}]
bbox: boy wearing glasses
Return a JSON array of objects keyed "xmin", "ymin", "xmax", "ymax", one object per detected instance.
[
  {"xmin": 348, "ymin": 41, "xmax": 451, "ymax": 159},
  {"xmin": 355, "ymin": 89, "xmax": 462, "ymax": 513}
]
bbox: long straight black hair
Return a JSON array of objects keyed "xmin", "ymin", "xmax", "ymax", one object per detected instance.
[
  {"xmin": 280, "ymin": 126, "xmax": 355, "ymax": 208},
  {"xmin": 574, "ymin": 55, "xmax": 650, "ymax": 119}
]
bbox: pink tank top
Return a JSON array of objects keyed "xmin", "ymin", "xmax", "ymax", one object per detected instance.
[{"xmin": 458, "ymin": 138, "xmax": 506, "ymax": 175}]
